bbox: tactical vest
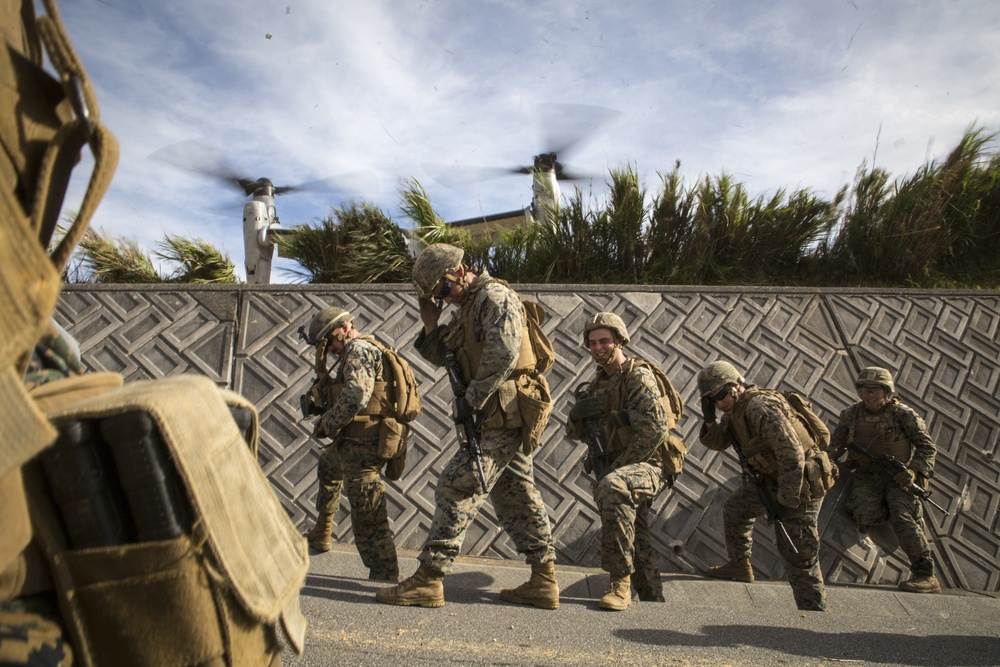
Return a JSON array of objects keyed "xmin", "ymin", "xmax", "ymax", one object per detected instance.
[
  {"xmin": 729, "ymin": 387, "xmax": 819, "ymax": 479},
  {"xmin": 445, "ymin": 276, "xmax": 537, "ymax": 384},
  {"xmin": 847, "ymin": 399, "xmax": 912, "ymax": 466},
  {"xmin": 324, "ymin": 336, "xmax": 392, "ymax": 439},
  {"xmin": 587, "ymin": 358, "xmax": 688, "ymax": 474}
]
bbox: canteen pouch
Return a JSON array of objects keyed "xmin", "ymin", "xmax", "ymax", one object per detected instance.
[{"xmin": 517, "ymin": 374, "xmax": 552, "ymax": 455}]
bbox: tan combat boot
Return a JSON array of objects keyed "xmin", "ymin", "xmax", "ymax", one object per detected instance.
[
  {"xmin": 599, "ymin": 574, "xmax": 632, "ymax": 611},
  {"xmin": 375, "ymin": 563, "xmax": 445, "ymax": 608},
  {"xmin": 898, "ymin": 573, "xmax": 941, "ymax": 594},
  {"xmin": 302, "ymin": 512, "xmax": 335, "ymax": 552},
  {"xmin": 704, "ymin": 558, "xmax": 754, "ymax": 583},
  {"xmin": 498, "ymin": 562, "xmax": 560, "ymax": 610}
]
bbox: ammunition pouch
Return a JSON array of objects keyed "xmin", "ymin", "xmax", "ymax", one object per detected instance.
[
  {"xmin": 482, "ymin": 379, "xmax": 522, "ymax": 431},
  {"xmin": 480, "ymin": 374, "xmax": 552, "ymax": 455},
  {"xmin": 742, "ymin": 435, "xmax": 778, "ymax": 479},
  {"xmin": 30, "ymin": 375, "xmax": 307, "ymax": 667},
  {"xmin": 802, "ymin": 449, "xmax": 839, "ymax": 503},
  {"xmin": 661, "ymin": 433, "xmax": 688, "ymax": 477}
]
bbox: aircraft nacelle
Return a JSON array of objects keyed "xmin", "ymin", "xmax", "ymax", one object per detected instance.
[
  {"xmin": 243, "ymin": 197, "xmax": 277, "ymax": 285},
  {"xmin": 530, "ymin": 166, "xmax": 560, "ymax": 225}
]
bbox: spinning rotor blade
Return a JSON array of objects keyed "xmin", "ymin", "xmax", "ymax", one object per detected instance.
[
  {"xmin": 426, "ymin": 103, "xmax": 620, "ymax": 188},
  {"xmin": 149, "ymin": 139, "xmax": 379, "ymax": 198}
]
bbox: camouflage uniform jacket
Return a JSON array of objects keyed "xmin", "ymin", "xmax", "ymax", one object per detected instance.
[
  {"xmin": 699, "ymin": 387, "xmax": 807, "ymax": 508},
  {"xmin": 567, "ymin": 359, "xmax": 668, "ymax": 470},
  {"xmin": 320, "ymin": 336, "xmax": 386, "ymax": 437},
  {"xmin": 829, "ymin": 398, "xmax": 936, "ymax": 478},
  {"xmin": 415, "ymin": 269, "xmax": 524, "ymax": 411}
]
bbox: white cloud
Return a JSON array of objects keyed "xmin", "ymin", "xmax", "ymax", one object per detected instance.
[{"xmin": 51, "ymin": 0, "xmax": 1000, "ymax": 281}]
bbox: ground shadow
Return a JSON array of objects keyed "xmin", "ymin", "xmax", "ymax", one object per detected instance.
[{"xmin": 617, "ymin": 625, "xmax": 1000, "ymax": 666}]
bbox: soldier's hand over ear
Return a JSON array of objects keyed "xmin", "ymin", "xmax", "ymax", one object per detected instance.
[
  {"xmin": 701, "ymin": 396, "xmax": 716, "ymax": 422},
  {"xmin": 569, "ymin": 395, "xmax": 602, "ymax": 421},
  {"xmin": 418, "ymin": 297, "xmax": 443, "ymax": 332}
]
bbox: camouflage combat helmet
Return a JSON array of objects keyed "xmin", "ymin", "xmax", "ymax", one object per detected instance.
[
  {"xmin": 697, "ymin": 361, "xmax": 744, "ymax": 397},
  {"xmin": 855, "ymin": 366, "xmax": 895, "ymax": 395},
  {"xmin": 412, "ymin": 243, "xmax": 464, "ymax": 298},
  {"xmin": 582, "ymin": 312, "xmax": 630, "ymax": 347},
  {"xmin": 308, "ymin": 307, "xmax": 353, "ymax": 344}
]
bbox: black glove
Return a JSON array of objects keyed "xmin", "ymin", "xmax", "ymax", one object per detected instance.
[
  {"xmin": 569, "ymin": 395, "xmax": 602, "ymax": 421},
  {"xmin": 452, "ymin": 395, "xmax": 474, "ymax": 424},
  {"xmin": 701, "ymin": 396, "xmax": 716, "ymax": 423}
]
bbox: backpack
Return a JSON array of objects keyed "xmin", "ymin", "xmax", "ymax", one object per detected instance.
[
  {"xmin": 632, "ymin": 357, "xmax": 684, "ymax": 424},
  {"xmin": 623, "ymin": 357, "xmax": 688, "ymax": 476},
  {"xmin": 369, "ymin": 340, "xmax": 422, "ymax": 423},
  {"xmin": 522, "ymin": 301, "xmax": 555, "ymax": 374},
  {"xmin": 783, "ymin": 390, "xmax": 830, "ymax": 450}
]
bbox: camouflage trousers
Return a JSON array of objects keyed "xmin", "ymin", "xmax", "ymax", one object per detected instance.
[
  {"xmin": 722, "ymin": 483, "xmax": 826, "ymax": 610},
  {"xmin": 846, "ymin": 471, "xmax": 933, "ymax": 575},
  {"xmin": 594, "ymin": 462, "xmax": 666, "ymax": 600},
  {"xmin": 419, "ymin": 426, "xmax": 556, "ymax": 575},
  {"xmin": 315, "ymin": 437, "xmax": 398, "ymax": 579}
]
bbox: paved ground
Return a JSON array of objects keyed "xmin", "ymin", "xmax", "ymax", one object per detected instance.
[{"xmin": 281, "ymin": 544, "xmax": 1000, "ymax": 667}]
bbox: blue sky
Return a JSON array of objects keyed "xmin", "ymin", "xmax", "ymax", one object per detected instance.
[{"xmin": 56, "ymin": 0, "xmax": 1000, "ymax": 282}]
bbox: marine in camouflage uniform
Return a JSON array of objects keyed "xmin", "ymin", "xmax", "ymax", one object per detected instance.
[
  {"xmin": 376, "ymin": 243, "xmax": 558, "ymax": 609},
  {"xmin": 698, "ymin": 361, "xmax": 827, "ymax": 611},
  {"xmin": 829, "ymin": 367, "xmax": 940, "ymax": 594},
  {"xmin": 566, "ymin": 313, "xmax": 678, "ymax": 610},
  {"xmin": 303, "ymin": 307, "xmax": 398, "ymax": 581}
]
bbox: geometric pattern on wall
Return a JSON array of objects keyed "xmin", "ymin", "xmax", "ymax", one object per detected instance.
[
  {"xmin": 57, "ymin": 285, "xmax": 1000, "ymax": 592},
  {"xmin": 55, "ymin": 287, "xmax": 237, "ymax": 384}
]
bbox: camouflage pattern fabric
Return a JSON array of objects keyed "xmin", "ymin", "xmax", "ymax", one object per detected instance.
[
  {"xmin": 313, "ymin": 337, "xmax": 397, "ymax": 578},
  {"xmin": 830, "ymin": 400, "xmax": 937, "ymax": 575},
  {"xmin": 594, "ymin": 462, "xmax": 666, "ymax": 580},
  {"xmin": 719, "ymin": 484, "xmax": 826, "ymax": 610},
  {"xmin": 419, "ymin": 426, "xmax": 555, "ymax": 574},
  {"xmin": 630, "ymin": 499, "xmax": 664, "ymax": 601},
  {"xmin": 831, "ymin": 400, "xmax": 937, "ymax": 477},
  {"xmin": 418, "ymin": 270, "xmax": 523, "ymax": 409},
  {"xmin": 337, "ymin": 439, "xmax": 398, "ymax": 579},
  {"xmin": 414, "ymin": 271, "xmax": 556, "ymax": 574},
  {"xmin": 700, "ymin": 387, "xmax": 826, "ymax": 610},
  {"xmin": 700, "ymin": 389, "xmax": 807, "ymax": 508},
  {"xmin": 314, "ymin": 445, "xmax": 344, "ymax": 517},
  {"xmin": 568, "ymin": 361, "xmax": 671, "ymax": 586},
  {"xmin": 319, "ymin": 338, "xmax": 383, "ymax": 435},
  {"xmin": 0, "ymin": 606, "xmax": 72, "ymax": 667},
  {"xmin": 22, "ymin": 320, "xmax": 84, "ymax": 389}
]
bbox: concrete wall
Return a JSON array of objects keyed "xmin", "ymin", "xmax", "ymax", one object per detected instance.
[{"xmin": 56, "ymin": 284, "xmax": 1000, "ymax": 592}]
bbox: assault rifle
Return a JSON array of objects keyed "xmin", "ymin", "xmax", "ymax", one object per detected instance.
[
  {"xmin": 724, "ymin": 428, "xmax": 798, "ymax": 554},
  {"xmin": 298, "ymin": 325, "xmax": 329, "ymax": 419},
  {"xmin": 444, "ymin": 348, "xmax": 489, "ymax": 494},
  {"xmin": 845, "ymin": 440, "xmax": 949, "ymax": 515},
  {"xmin": 575, "ymin": 385, "xmax": 612, "ymax": 479}
]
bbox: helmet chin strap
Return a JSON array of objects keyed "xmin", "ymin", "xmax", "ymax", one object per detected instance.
[{"xmin": 594, "ymin": 343, "xmax": 624, "ymax": 369}]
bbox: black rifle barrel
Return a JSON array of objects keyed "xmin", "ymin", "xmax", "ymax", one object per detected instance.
[
  {"xmin": 444, "ymin": 349, "xmax": 489, "ymax": 494},
  {"xmin": 846, "ymin": 440, "xmax": 949, "ymax": 515},
  {"xmin": 725, "ymin": 427, "xmax": 799, "ymax": 555}
]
